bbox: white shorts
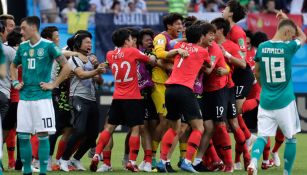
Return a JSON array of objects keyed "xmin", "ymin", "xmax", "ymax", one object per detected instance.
[
  {"xmin": 257, "ymin": 100, "xmax": 301, "ymax": 139},
  {"xmin": 17, "ymin": 99, "xmax": 56, "ymax": 134}
]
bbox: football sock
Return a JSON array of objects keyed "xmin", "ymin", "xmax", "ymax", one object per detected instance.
[
  {"xmin": 144, "ymin": 149, "xmax": 152, "ymax": 163},
  {"xmin": 273, "ymin": 129, "xmax": 285, "ymax": 153},
  {"xmin": 186, "ymin": 130, "xmax": 202, "ymax": 161},
  {"xmin": 160, "ymin": 128, "xmax": 177, "ymax": 161},
  {"xmin": 129, "ymin": 136, "xmax": 140, "ymax": 161},
  {"xmin": 179, "ymin": 143, "xmax": 187, "ymax": 158},
  {"xmin": 263, "ymin": 137, "xmax": 271, "ymax": 161},
  {"xmin": 95, "ymin": 130, "xmax": 111, "ymax": 154},
  {"xmin": 18, "ymin": 133, "xmax": 32, "ymax": 174},
  {"xmin": 38, "ymin": 136, "xmax": 50, "ymax": 174},
  {"xmin": 103, "ymin": 151, "xmax": 111, "ymax": 166},
  {"xmin": 284, "ymin": 138, "xmax": 296, "ymax": 175},
  {"xmin": 251, "ymin": 136, "xmax": 267, "ymax": 168},
  {"xmin": 6, "ymin": 129, "xmax": 16, "ymax": 164},
  {"xmin": 56, "ymin": 140, "xmax": 67, "ymax": 160},
  {"xmin": 31, "ymin": 136, "xmax": 39, "ymax": 160}
]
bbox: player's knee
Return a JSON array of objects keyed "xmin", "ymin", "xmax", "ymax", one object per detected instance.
[
  {"xmin": 36, "ymin": 132, "xmax": 48, "ymax": 137},
  {"xmin": 18, "ymin": 133, "xmax": 31, "ymax": 139}
]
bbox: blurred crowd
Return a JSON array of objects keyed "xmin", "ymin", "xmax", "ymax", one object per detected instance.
[{"xmin": 35, "ymin": 0, "xmax": 307, "ymax": 23}]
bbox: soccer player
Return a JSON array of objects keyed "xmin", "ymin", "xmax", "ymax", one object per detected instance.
[
  {"xmin": 9, "ymin": 16, "xmax": 70, "ymax": 175},
  {"xmin": 157, "ymin": 24, "xmax": 211, "ymax": 173},
  {"xmin": 0, "ymin": 27, "xmax": 5, "ymax": 175},
  {"xmin": 90, "ymin": 28, "xmax": 156, "ymax": 172},
  {"xmin": 0, "ymin": 14, "xmax": 15, "ymax": 34},
  {"xmin": 247, "ymin": 11, "xmax": 306, "ymax": 175},
  {"xmin": 3, "ymin": 27, "xmax": 23, "ymax": 170},
  {"xmin": 151, "ymin": 13, "xmax": 185, "ymax": 171},
  {"xmin": 223, "ymin": 0, "xmax": 254, "ymax": 168},
  {"xmin": 192, "ymin": 21, "xmax": 232, "ymax": 172}
]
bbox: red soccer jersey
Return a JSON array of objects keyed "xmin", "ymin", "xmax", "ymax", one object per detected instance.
[
  {"xmin": 227, "ymin": 25, "xmax": 252, "ymax": 66},
  {"xmin": 203, "ymin": 41, "xmax": 228, "ymax": 92},
  {"xmin": 10, "ymin": 67, "xmax": 22, "ymax": 102},
  {"xmin": 221, "ymin": 39, "xmax": 244, "ymax": 88},
  {"xmin": 107, "ymin": 47, "xmax": 150, "ymax": 99},
  {"xmin": 246, "ymin": 46, "xmax": 256, "ymax": 71},
  {"xmin": 166, "ymin": 42, "xmax": 210, "ymax": 90}
]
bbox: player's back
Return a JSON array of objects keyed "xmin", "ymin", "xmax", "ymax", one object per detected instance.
[
  {"xmin": 107, "ymin": 47, "xmax": 149, "ymax": 99},
  {"xmin": 255, "ymin": 40, "xmax": 301, "ymax": 110},
  {"xmin": 166, "ymin": 42, "xmax": 209, "ymax": 90}
]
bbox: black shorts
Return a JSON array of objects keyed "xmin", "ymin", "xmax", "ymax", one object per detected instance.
[
  {"xmin": 70, "ymin": 96, "xmax": 99, "ymax": 134},
  {"xmin": 2, "ymin": 102, "xmax": 18, "ymax": 130},
  {"xmin": 165, "ymin": 85, "xmax": 202, "ymax": 121},
  {"xmin": 141, "ymin": 89, "xmax": 158, "ymax": 121},
  {"xmin": 242, "ymin": 107, "xmax": 258, "ymax": 130},
  {"xmin": 226, "ymin": 87, "xmax": 237, "ymax": 119},
  {"xmin": 108, "ymin": 99, "xmax": 144, "ymax": 127},
  {"xmin": 52, "ymin": 94, "xmax": 72, "ymax": 132},
  {"xmin": 203, "ymin": 87, "xmax": 228, "ymax": 122},
  {"xmin": 232, "ymin": 66, "xmax": 255, "ymax": 99},
  {"xmin": 0, "ymin": 91, "xmax": 9, "ymax": 121}
]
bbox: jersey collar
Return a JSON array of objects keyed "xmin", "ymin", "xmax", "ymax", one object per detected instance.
[{"xmin": 29, "ymin": 37, "xmax": 42, "ymax": 48}]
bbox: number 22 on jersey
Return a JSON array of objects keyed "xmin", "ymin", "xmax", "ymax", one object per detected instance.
[
  {"xmin": 262, "ymin": 57, "xmax": 286, "ymax": 83},
  {"xmin": 112, "ymin": 61, "xmax": 133, "ymax": 82}
]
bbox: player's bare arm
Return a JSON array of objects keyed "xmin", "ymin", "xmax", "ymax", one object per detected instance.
[
  {"xmin": 220, "ymin": 45, "xmax": 246, "ymax": 69},
  {"xmin": 10, "ymin": 62, "xmax": 23, "ymax": 90},
  {"xmin": 0, "ymin": 63, "xmax": 6, "ymax": 78},
  {"xmin": 55, "ymin": 54, "xmax": 68, "ymax": 66}
]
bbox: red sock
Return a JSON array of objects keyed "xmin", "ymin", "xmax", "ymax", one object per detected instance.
[
  {"xmin": 235, "ymin": 143, "xmax": 241, "ymax": 163},
  {"xmin": 56, "ymin": 140, "xmax": 67, "ymax": 160},
  {"xmin": 242, "ymin": 99, "xmax": 259, "ymax": 113},
  {"xmin": 144, "ymin": 149, "xmax": 152, "ymax": 163},
  {"xmin": 129, "ymin": 136, "xmax": 140, "ymax": 161},
  {"xmin": 272, "ymin": 129, "xmax": 285, "ymax": 153},
  {"xmin": 103, "ymin": 151, "xmax": 111, "ymax": 166},
  {"xmin": 186, "ymin": 130, "xmax": 202, "ymax": 161},
  {"xmin": 6, "ymin": 129, "xmax": 16, "ymax": 163},
  {"xmin": 31, "ymin": 136, "xmax": 39, "ymax": 159},
  {"xmin": 205, "ymin": 140, "xmax": 220, "ymax": 162},
  {"xmin": 263, "ymin": 137, "xmax": 271, "ymax": 160},
  {"xmin": 213, "ymin": 124, "xmax": 233, "ymax": 166},
  {"xmin": 237, "ymin": 115, "xmax": 251, "ymax": 140},
  {"xmin": 160, "ymin": 128, "xmax": 177, "ymax": 161},
  {"xmin": 95, "ymin": 130, "xmax": 111, "ymax": 154}
]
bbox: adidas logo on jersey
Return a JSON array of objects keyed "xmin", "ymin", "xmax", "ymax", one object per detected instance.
[{"xmin": 23, "ymin": 52, "xmax": 28, "ymax": 56}]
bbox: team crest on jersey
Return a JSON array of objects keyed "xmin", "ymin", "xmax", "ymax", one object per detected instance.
[
  {"xmin": 157, "ymin": 39, "xmax": 165, "ymax": 45},
  {"xmin": 37, "ymin": 48, "xmax": 44, "ymax": 57},
  {"xmin": 238, "ymin": 38, "xmax": 245, "ymax": 49},
  {"xmin": 210, "ymin": 56, "xmax": 216, "ymax": 63},
  {"xmin": 29, "ymin": 49, "xmax": 35, "ymax": 57}
]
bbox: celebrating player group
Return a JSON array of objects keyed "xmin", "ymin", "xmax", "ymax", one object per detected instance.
[{"xmin": 0, "ymin": 0, "xmax": 304, "ymax": 175}]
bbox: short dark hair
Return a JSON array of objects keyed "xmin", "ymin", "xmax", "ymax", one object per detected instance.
[
  {"xmin": 21, "ymin": 16, "xmax": 40, "ymax": 30},
  {"xmin": 184, "ymin": 16, "xmax": 198, "ymax": 28},
  {"xmin": 124, "ymin": 27, "xmax": 139, "ymax": 39},
  {"xmin": 41, "ymin": 26, "xmax": 58, "ymax": 39},
  {"xmin": 163, "ymin": 13, "xmax": 183, "ymax": 30},
  {"xmin": 112, "ymin": 28, "xmax": 131, "ymax": 47},
  {"xmin": 227, "ymin": 0, "xmax": 246, "ymax": 22},
  {"xmin": 251, "ymin": 31, "xmax": 268, "ymax": 47},
  {"xmin": 7, "ymin": 27, "xmax": 22, "ymax": 47},
  {"xmin": 245, "ymin": 30, "xmax": 253, "ymax": 40},
  {"xmin": 0, "ymin": 20, "xmax": 5, "ymax": 34},
  {"xmin": 138, "ymin": 28, "xmax": 154, "ymax": 45},
  {"xmin": 0, "ymin": 14, "xmax": 14, "ymax": 27},
  {"xmin": 73, "ymin": 32, "xmax": 92, "ymax": 50},
  {"xmin": 211, "ymin": 17, "xmax": 230, "ymax": 36},
  {"xmin": 200, "ymin": 22, "xmax": 216, "ymax": 36},
  {"xmin": 67, "ymin": 30, "xmax": 92, "ymax": 50},
  {"xmin": 186, "ymin": 25, "xmax": 202, "ymax": 43}
]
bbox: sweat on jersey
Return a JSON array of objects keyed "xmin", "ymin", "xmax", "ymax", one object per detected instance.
[
  {"xmin": 254, "ymin": 39, "xmax": 301, "ymax": 110},
  {"xmin": 13, "ymin": 38, "xmax": 62, "ymax": 101}
]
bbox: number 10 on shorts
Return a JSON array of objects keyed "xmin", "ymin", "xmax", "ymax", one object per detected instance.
[{"xmin": 42, "ymin": 117, "xmax": 53, "ymax": 128}]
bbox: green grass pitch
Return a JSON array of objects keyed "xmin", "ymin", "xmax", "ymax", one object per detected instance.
[{"xmin": 2, "ymin": 133, "xmax": 307, "ymax": 175}]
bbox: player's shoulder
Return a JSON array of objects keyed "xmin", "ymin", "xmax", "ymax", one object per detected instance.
[
  {"xmin": 19, "ymin": 40, "xmax": 30, "ymax": 47},
  {"xmin": 154, "ymin": 33, "xmax": 167, "ymax": 43},
  {"xmin": 41, "ymin": 38, "xmax": 54, "ymax": 45}
]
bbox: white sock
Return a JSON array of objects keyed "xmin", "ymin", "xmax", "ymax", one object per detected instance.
[{"xmin": 193, "ymin": 158, "xmax": 202, "ymax": 166}]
